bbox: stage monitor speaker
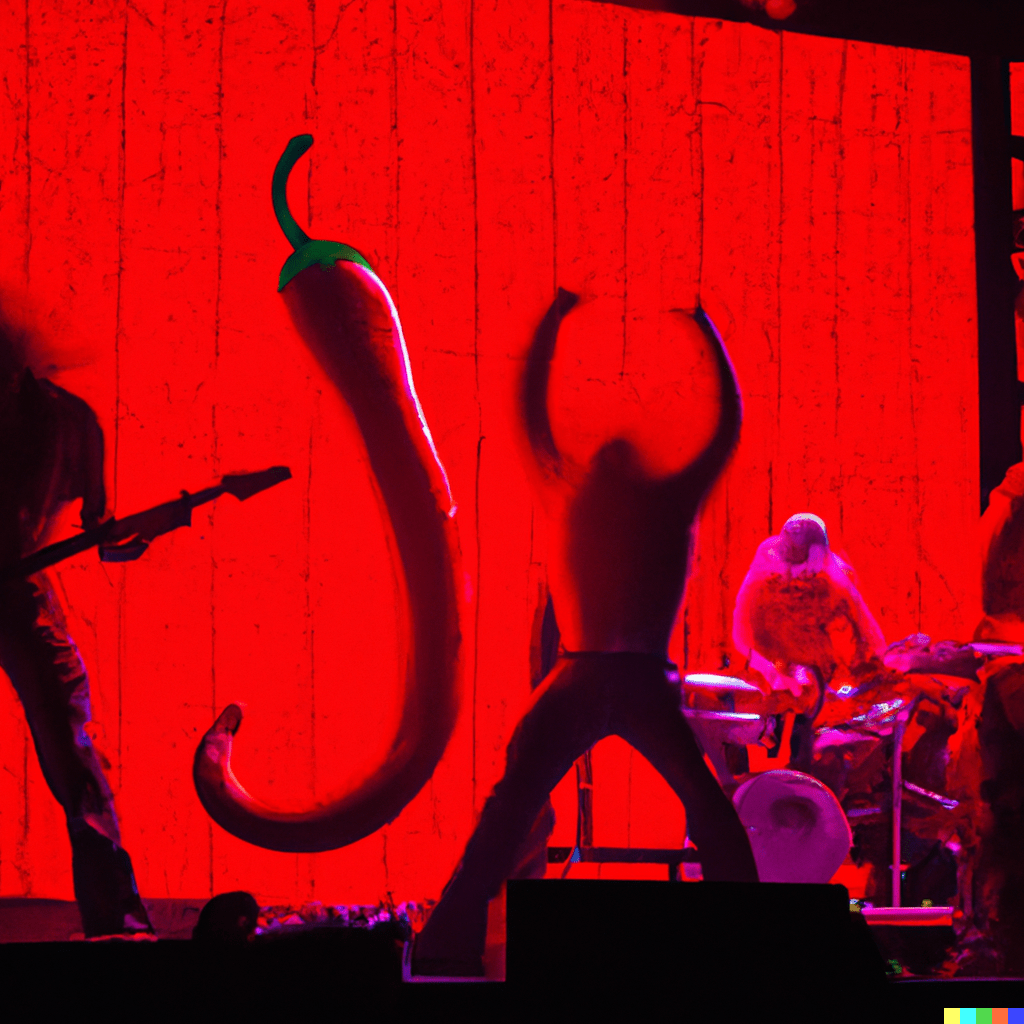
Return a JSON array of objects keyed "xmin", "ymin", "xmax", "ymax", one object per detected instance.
[{"xmin": 506, "ymin": 880, "xmax": 889, "ymax": 1011}]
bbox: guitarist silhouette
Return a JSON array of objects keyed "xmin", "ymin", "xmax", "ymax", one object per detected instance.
[{"xmin": 0, "ymin": 314, "xmax": 153, "ymax": 937}]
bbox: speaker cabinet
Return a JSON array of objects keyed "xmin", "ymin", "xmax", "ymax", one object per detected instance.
[{"xmin": 506, "ymin": 879, "xmax": 888, "ymax": 1011}]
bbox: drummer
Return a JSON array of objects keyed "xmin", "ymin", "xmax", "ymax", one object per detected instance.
[{"xmin": 732, "ymin": 513, "xmax": 887, "ymax": 768}]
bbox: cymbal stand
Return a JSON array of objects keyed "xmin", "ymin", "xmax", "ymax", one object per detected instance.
[{"xmin": 891, "ymin": 693, "xmax": 924, "ymax": 907}]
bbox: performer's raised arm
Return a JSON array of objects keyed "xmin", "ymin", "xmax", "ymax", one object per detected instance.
[
  {"xmin": 521, "ymin": 288, "xmax": 579, "ymax": 477},
  {"xmin": 672, "ymin": 307, "xmax": 742, "ymax": 500}
]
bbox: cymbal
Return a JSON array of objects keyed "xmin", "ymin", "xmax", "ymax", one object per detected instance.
[
  {"xmin": 683, "ymin": 673, "xmax": 762, "ymax": 693},
  {"xmin": 970, "ymin": 642, "xmax": 1023, "ymax": 657},
  {"xmin": 682, "ymin": 709, "xmax": 762, "ymax": 722}
]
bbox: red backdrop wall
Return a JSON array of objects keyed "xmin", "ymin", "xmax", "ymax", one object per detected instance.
[{"xmin": 0, "ymin": 0, "xmax": 977, "ymax": 905}]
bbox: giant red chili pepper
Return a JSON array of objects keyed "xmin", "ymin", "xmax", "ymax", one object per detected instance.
[{"xmin": 192, "ymin": 135, "xmax": 462, "ymax": 853}]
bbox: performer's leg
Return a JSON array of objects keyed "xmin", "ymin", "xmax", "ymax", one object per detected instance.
[
  {"xmin": 509, "ymin": 800, "xmax": 557, "ymax": 881},
  {"xmin": 612, "ymin": 659, "xmax": 758, "ymax": 883},
  {"xmin": 0, "ymin": 579, "xmax": 152, "ymax": 936},
  {"xmin": 414, "ymin": 658, "xmax": 608, "ymax": 972}
]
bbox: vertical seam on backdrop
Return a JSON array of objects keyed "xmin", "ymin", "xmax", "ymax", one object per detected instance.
[
  {"xmin": 685, "ymin": 20, "xmax": 701, "ymax": 676},
  {"xmin": 550, "ymin": 0, "xmax": 557, "ymax": 294},
  {"xmin": 833, "ymin": 41, "xmax": 847, "ymax": 539},
  {"xmin": 692, "ymin": 20, "xmax": 704, "ymax": 303},
  {"xmin": 903, "ymin": 52, "xmax": 925, "ymax": 630},
  {"xmin": 470, "ymin": 0, "xmax": 482, "ymax": 812},
  {"xmin": 383, "ymin": 0, "xmax": 401, "ymax": 871},
  {"xmin": 307, "ymin": 0, "xmax": 320, "ymax": 851},
  {"xmin": 392, "ymin": 0, "xmax": 400, "ymax": 304},
  {"xmin": 212, "ymin": 0, "xmax": 227, "ymax": 685},
  {"xmin": 116, "ymin": 9, "xmax": 129, "ymax": 792},
  {"xmin": 22, "ymin": 0, "xmax": 32, "ymax": 284},
  {"xmin": 772, "ymin": 32, "xmax": 784, "ymax": 536},
  {"xmin": 622, "ymin": 14, "xmax": 632, "ymax": 843},
  {"xmin": 621, "ymin": 18, "xmax": 628, "ymax": 380},
  {"xmin": 209, "ymin": 0, "xmax": 228, "ymax": 893},
  {"xmin": 308, "ymin": 0, "xmax": 317, "ymax": 219},
  {"xmin": 115, "ymin": 13, "xmax": 128, "ymax": 515}
]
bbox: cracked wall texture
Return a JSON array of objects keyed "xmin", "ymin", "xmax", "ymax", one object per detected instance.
[{"xmin": 0, "ymin": 0, "xmax": 977, "ymax": 904}]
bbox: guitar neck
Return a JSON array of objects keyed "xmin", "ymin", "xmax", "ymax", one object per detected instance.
[
  {"xmin": 184, "ymin": 485, "xmax": 226, "ymax": 508},
  {"xmin": 8, "ymin": 487, "xmax": 227, "ymax": 579},
  {"xmin": 6, "ymin": 469, "xmax": 287, "ymax": 580},
  {"xmin": 8, "ymin": 520, "xmax": 116, "ymax": 579}
]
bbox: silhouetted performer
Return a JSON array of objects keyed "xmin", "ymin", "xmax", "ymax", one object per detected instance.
[
  {"xmin": 0, "ymin": 318, "xmax": 152, "ymax": 937},
  {"xmin": 413, "ymin": 292, "xmax": 757, "ymax": 976},
  {"xmin": 951, "ymin": 461, "xmax": 1024, "ymax": 975}
]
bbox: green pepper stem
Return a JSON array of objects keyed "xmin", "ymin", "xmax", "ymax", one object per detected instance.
[{"xmin": 272, "ymin": 135, "xmax": 315, "ymax": 252}]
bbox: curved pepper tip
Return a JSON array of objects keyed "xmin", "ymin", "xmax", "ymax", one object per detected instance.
[
  {"xmin": 213, "ymin": 703, "xmax": 243, "ymax": 735},
  {"xmin": 272, "ymin": 134, "xmax": 372, "ymax": 291}
]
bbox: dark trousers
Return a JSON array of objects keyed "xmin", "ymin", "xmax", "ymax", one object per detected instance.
[
  {"xmin": 0, "ymin": 577, "xmax": 150, "ymax": 936},
  {"xmin": 415, "ymin": 652, "xmax": 758, "ymax": 966}
]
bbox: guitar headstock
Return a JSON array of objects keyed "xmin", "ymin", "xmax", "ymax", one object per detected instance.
[{"xmin": 220, "ymin": 466, "xmax": 293, "ymax": 501}]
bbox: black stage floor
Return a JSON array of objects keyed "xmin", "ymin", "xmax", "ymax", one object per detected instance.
[
  {"xmin": 2, "ymin": 884, "xmax": 1022, "ymax": 1020},
  {"xmin": 3, "ymin": 939, "xmax": 1022, "ymax": 1021}
]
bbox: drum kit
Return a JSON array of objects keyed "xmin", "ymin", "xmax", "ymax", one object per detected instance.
[
  {"xmin": 679, "ymin": 663, "xmax": 980, "ymax": 904},
  {"xmin": 553, "ymin": 642, "xmax": 1018, "ymax": 914},
  {"xmin": 680, "ymin": 674, "xmax": 854, "ymax": 885}
]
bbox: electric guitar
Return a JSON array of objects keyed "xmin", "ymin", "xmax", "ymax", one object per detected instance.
[{"xmin": 4, "ymin": 466, "xmax": 291, "ymax": 578}]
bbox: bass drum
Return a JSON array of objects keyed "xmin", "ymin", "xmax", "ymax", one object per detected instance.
[{"xmin": 732, "ymin": 770, "xmax": 852, "ymax": 884}]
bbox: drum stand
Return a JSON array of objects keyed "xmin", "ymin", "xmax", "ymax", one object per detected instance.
[
  {"xmin": 891, "ymin": 703, "xmax": 910, "ymax": 908},
  {"xmin": 546, "ymin": 693, "xmax": 759, "ymax": 882},
  {"xmin": 546, "ymin": 749, "xmax": 701, "ymax": 881},
  {"xmin": 544, "ymin": 676, "xmax": 958, "ymax": 911},
  {"xmin": 860, "ymin": 693, "xmax": 957, "ymax": 927}
]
